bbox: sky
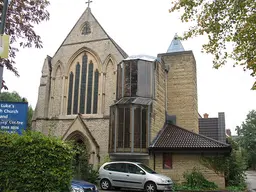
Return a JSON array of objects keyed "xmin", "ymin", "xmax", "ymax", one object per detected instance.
[{"xmin": 3, "ymin": 0, "xmax": 256, "ymax": 135}]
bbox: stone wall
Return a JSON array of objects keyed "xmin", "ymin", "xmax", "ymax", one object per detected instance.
[
  {"xmin": 153, "ymin": 153, "xmax": 225, "ymax": 189},
  {"xmin": 33, "ymin": 117, "xmax": 109, "ymax": 165},
  {"xmin": 160, "ymin": 51, "xmax": 198, "ymax": 133},
  {"xmin": 150, "ymin": 61, "xmax": 166, "ymax": 142}
]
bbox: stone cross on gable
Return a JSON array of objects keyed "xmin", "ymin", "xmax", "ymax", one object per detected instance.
[{"xmin": 86, "ymin": 0, "xmax": 93, "ymax": 8}]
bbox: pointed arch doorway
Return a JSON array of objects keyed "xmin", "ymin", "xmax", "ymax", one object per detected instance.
[
  {"xmin": 66, "ymin": 131, "xmax": 91, "ymax": 180},
  {"xmin": 62, "ymin": 115, "xmax": 100, "ymax": 169}
]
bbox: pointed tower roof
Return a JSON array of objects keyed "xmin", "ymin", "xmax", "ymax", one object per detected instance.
[{"xmin": 167, "ymin": 33, "xmax": 185, "ymax": 53}]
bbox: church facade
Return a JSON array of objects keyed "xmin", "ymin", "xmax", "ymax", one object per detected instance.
[{"xmin": 33, "ymin": 7, "xmax": 230, "ymax": 188}]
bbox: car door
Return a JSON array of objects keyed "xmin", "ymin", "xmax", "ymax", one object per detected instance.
[
  {"xmin": 126, "ymin": 163, "xmax": 146, "ymax": 189},
  {"xmin": 107, "ymin": 163, "xmax": 128, "ymax": 188}
]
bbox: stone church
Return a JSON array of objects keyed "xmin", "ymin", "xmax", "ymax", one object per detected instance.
[{"xmin": 33, "ymin": 7, "xmax": 231, "ymax": 187}]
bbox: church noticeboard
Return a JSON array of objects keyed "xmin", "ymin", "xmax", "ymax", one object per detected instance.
[{"xmin": 0, "ymin": 102, "xmax": 28, "ymax": 135}]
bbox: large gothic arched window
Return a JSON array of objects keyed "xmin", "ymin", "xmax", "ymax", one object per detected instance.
[{"xmin": 67, "ymin": 54, "xmax": 99, "ymax": 115}]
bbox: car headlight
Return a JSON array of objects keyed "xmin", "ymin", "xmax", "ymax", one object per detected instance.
[
  {"xmin": 158, "ymin": 178, "xmax": 168, "ymax": 184},
  {"xmin": 71, "ymin": 186, "xmax": 84, "ymax": 192}
]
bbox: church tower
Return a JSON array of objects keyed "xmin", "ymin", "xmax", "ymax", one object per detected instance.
[{"xmin": 158, "ymin": 34, "xmax": 198, "ymax": 133}]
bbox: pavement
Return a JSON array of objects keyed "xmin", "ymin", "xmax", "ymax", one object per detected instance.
[{"xmin": 246, "ymin": 171, "xmax": 256, "ymax": 192}]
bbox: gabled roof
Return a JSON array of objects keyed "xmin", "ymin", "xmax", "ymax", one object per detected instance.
[
  {"xmin": 62, "ymin": 114, "xmax": 99, "ymax": 149},
  {"xmin": 167, "ymin": 33, "xmax": 185, "ymax": 53},
  {"xmin": 150, "ymin": 123, "xmax": 231, "ymax": 153},
  {"xmin": 52, "ymin": 7, "xmax": 128, "ymax": 59}
]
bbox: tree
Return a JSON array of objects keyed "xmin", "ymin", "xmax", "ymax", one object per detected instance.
[
  {"xmin": 201, "ymin": 137, "xmax": 247, "ymax": 188},
  {"xmin": 0, "ymin": 0, "xmax": 50, "ymax": 82},
  {"xmin": 236, "ymin": 110, "xmax": 256, "ymax": 170},
  {"xmin": 169, "ymin": 0, "xmax": 256, "ymax": 89},
  {"xmin": 0, "ymin": 91, "xmax": 33, "ymax": 130}
]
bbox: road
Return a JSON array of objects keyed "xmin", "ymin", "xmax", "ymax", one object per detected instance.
[{"xmin": 246, "ymin": 171, "xmax": 256, "ymax": 192}]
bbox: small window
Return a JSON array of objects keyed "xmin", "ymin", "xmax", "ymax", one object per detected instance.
[
  {"xmin": 82, "ymin": 21, "xmax": 91, "ymax": 35},
  {"xmin": 163, "ymin": 153, "xmax": 172, "ymax": 169}
]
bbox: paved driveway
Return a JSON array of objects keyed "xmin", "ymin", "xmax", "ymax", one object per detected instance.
[{"xmin": 246, "ymin": 171, "xmax": 256, "ymax": 192}]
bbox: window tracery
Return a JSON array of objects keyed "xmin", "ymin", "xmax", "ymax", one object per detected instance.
[{"xmin": 67, "ymin": 53, "xmax": 99, "ymax": 115}]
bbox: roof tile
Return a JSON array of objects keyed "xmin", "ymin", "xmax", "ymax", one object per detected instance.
[{"xmin": 150, "ymin": 123, "xmax": 230, "ymax": 150}]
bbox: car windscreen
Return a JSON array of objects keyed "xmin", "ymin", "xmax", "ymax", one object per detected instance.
[{"xmin": 137, "ymin": 163, "xmax": 156, "ymax": 174}]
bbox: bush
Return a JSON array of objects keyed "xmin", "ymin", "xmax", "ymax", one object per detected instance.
[
  {"xmin": 72, "ymin": 142, "xmax": 99, "ymax": 184},
  {"xmin": 174, "ymin": 167, "xmax": 218, "ymax": 191},
  {"xmin": 0, "ymin": 131, "xmax": 74, "ymax": 192},
  {"xmin": 201, "ymin": 137, "xmax": 247, "ymax": 187}
]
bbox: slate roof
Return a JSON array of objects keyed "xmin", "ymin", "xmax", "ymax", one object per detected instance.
[
  {"xmin": 199, "ymin": 118, "xmax": 219, "ymax": 141},
  {"xmin": 150, "ymin": 123, "xmax": 231, "ymax": 152},
  {"xmin": 113, "ymin": 97, "xmax": 153, "ymax": 106},
  {"xmin": 167, "ymin": 33, "xmax": 185, "ymax": 53}
]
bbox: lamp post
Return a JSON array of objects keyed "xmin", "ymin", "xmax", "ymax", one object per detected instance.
[{"xmin": 0, "ymin": 0, "xmax": 10, "ymax": 92}]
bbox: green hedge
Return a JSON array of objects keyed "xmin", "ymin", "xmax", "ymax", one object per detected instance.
[{"xmin": 0, "ymin": 131, "xmax": 74, "ymax": 192}]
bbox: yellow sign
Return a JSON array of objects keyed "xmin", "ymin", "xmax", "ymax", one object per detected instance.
[{"xmin": 0, "ymin": 35, "xmax": 10, "ymax": 59}]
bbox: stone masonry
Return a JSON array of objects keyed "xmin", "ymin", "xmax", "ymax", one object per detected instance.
[
  {"xmin": 33, "ymin": 8, "xmax": 126, "ymax": 164},
  {"xmin": 159, "ymin": 51, "xmax": 198, "ymax": 133}
]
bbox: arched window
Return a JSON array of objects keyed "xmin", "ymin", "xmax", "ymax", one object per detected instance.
[
  {"xmin": 82, "ymin": 21, "xmax": 91, "ymax": 35},
  {"xmin": 67, "ymin": 53, "xmax": 99, "ymax": 115},
  {"xmin": 73, "ymin": 63, "xmax": 81, "ymax": 114},
  {"xmin": 86, "ymin": 62, "xmax": 93, "ymax": 114},
  {"xmin": 67, "ymin": 72, "xmax": 74, "ymax": 115},
  {"xmin": 79, "ymin": 55, "xmax": 88, "ymax": 113},
  {"xmin": 93, "ymin": 69, "xmax": 99, "ymax": 114}
]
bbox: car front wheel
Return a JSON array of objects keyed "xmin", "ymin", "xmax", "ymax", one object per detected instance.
[
  {"xmin": 145, "ymin": 181, "xmax": 157, "ymax": 192},
  {"xmin": 100, "ymin": 179, "xmax": 111, "ymax": 190}
]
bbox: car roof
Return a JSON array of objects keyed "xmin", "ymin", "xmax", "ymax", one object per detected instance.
[
  {"xmin": 103, "ymin": 161, "xmax": 142, "ymax": 165},
  {"xmin": 71, "ymin": 179, "xmax": 95, "ymax": 187}
]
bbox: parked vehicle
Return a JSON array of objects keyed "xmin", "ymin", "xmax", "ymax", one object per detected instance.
[
  {"xmin": 71, "ymin": 179, "xmax": 99, "ymax": 192},
  {"xmin": 98, "ymin": 161, "xmax": 173, "ymax": 192}
]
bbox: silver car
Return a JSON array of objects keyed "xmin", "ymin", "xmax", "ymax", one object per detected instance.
[{"xmin": 98, "ymin": 161, "xmax": 173, "ymax": 192}]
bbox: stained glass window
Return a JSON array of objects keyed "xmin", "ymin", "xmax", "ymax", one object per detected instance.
[
  {"xmin": 86, "ymin": 62, "xmax": 93, "ymax": 114},
  {"xmin": 93, "ymin": 69, "xmax": 99, "ymax": 114},
  {"xmin": 73, "ymin": 63, "xmax": 80, "ymax": 114},
  {"xmin": 80, "ymin": 55, "xmax": 88, "ymax": 113},
  {"xmin": 67, "ymin": 72, "xmax": 74, "ymax": 115}
]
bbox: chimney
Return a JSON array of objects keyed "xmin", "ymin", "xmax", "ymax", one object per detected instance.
[
  {"xmin": 226, "ymin": 129, "xmax": 231, "ymax": 137},
  {"xmin": 203, "ymin": 113, "xmax": 209, "ymax": 118}
]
